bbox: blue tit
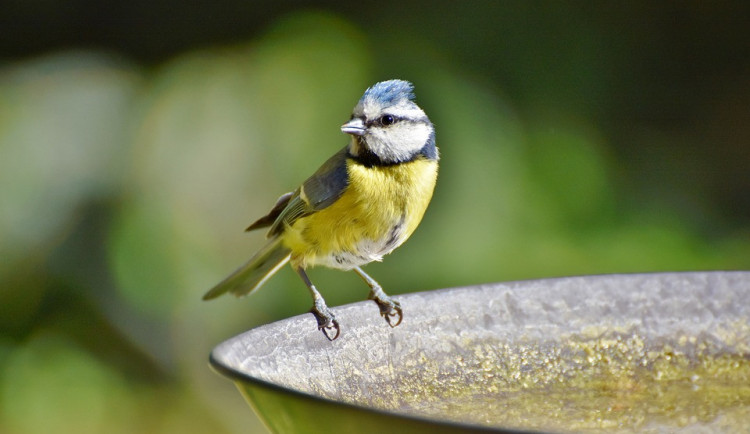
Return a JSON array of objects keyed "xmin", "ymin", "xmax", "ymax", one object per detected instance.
[{"xmin": 203, "ymin": 79, "xmax": 438, "ymax": 340}]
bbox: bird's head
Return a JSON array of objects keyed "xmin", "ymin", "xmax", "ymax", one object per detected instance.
[{"xmin": 341, "ymin": 80, "xmax": 436, "ymax": 165}]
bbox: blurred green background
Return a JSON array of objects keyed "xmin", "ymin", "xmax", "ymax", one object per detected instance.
[{"xmin": 1, "ymin": 2, "xmax": 749, "ymax": 433}]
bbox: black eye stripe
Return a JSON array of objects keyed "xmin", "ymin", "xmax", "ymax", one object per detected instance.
[{"xmin": 365, "ymin": 115, "xmax": 420, "ymax": 128}]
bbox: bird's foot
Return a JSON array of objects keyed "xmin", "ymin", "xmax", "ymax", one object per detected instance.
[
  {"xmin": 369, "ymin": 290, "xmax": 403, "ymax": 327},
  {"xmin": 311, "ymin": 299, "xmax": 340, "ymax": 341}
]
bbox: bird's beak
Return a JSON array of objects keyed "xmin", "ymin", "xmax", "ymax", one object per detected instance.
[{"xmin": 341, "ymin": 118, "xmax": 366, "ymax": 136}]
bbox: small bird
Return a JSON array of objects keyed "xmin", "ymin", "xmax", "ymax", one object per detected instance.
[{"xmin": 203, "ymin": 79, "xmax": 438, "ymax": 340}]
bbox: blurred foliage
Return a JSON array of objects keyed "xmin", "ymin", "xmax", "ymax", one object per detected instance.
[{"xmin": 1, "ymin": 3, "xmax": 749, "ymax": 434}]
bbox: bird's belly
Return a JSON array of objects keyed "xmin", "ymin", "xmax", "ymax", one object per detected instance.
[
  {"xmin": 313, "ymin": 215, "xmax": 408, "ymax": 269},
  {"xmin": 284, "ymin": 158, "xmax": 437, "ymax": 270},
  {"xmin": 286, "ymin": 196, "xmax": 410, "ymax": 270}
]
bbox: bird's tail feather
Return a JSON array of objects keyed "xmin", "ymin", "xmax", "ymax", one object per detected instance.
[{"xmin": 202, "ymin": 237, "xmax": 291, "ymax": 300}]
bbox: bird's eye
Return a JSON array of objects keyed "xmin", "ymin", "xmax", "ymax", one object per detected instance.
[{"xmin": 380, "ymin": 115, "xmax": 395, "ymax": 126}]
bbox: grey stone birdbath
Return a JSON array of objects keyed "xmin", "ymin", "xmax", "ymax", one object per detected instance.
[{"xmin": 209, "ymin": 272, "xmax": 750, "ymax": 433}]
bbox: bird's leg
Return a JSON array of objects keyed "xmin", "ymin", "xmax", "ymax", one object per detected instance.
[
  {"xmin": 353, "ymin": 266, "xmax": 403, "ymax": 327},
  {"xmin": 295, "ymin": 266, "xmax": 340, "ymax": 341}
]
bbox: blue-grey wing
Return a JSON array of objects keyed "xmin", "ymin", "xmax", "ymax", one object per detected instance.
[
  {"xmin": 301, "ymin": 146, "xmax": 350, "ymax": 210},
  {"xmin": 250, "ymin": 146, "xmax": 349, "ymax": 237}
]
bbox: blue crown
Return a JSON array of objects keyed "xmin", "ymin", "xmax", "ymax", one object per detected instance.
[{"xmin": 361, "ymin": 80, "xmax": 415, "ymax": 106}]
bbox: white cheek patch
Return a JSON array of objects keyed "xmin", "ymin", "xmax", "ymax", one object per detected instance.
[
  {"xmin": 368, "ymin": 122, "xmax": 432, "ymax": 163},
  {"xmin": 390, "ymin": 122, "xmax": 431, "ymax": 152}
]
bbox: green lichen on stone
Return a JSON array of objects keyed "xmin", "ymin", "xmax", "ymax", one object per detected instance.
[{"xmin": 337, "ymin": 328, "xmax": 750, "ymax": 432}]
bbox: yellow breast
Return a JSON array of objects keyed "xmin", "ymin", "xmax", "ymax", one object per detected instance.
[{"xmin": 283, "ymin": 157, "xmax": 438, "ymax": 269}]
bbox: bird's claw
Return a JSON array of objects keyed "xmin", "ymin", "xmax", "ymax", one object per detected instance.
[
  {"xmin": 320, "ymin": 318, "xmax": 340, "ymax": 341},
  {"xmin": 383, "ymin": 301, "xmax": 403, "ymax": 327},
  {"xmin": 372, "ymin": 296, "xmax": 403, "ymax": 328},
  {"xmin": 380, "ymin": 303, "xmax": 404, "ymax": 327},
  {"xmin": 311, "ymin": 304, "xmax": 341, "ymax": 341}
]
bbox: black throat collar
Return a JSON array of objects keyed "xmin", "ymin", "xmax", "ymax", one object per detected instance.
[{"xmin": 347, "ymin": 147, "xmax": 404, "ymax": 168}]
